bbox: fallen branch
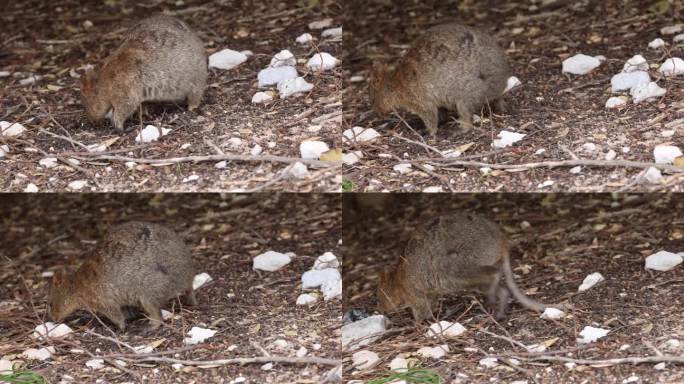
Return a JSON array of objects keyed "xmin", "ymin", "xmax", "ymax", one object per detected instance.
[
  {"xmin": 423, "ymin": 158, "xmax": 684, "ymax": 173},
  {"xmin": 512, "ymin": 354, "xmax": 684, "ymax": 366},
  {"xmin": 70, "ymin": 153, "xmax": 337, "ymax": 168},
  {"xmin": 114, "ymin": 354, "xmax": 340, "ymax": 367}
]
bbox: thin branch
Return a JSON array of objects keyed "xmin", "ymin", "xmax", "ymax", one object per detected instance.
[
  {"xmin": 514, "ymin": 354, "xmax": 684, "ymax": 366},
  {"xmin": 71, "ymin": 153, "xmax": 336, "ymax": 168},
  {"xmin": 391, "ymin": 133, "xmax": 443, "ymax": 157},
  {"xmin": 114, "ymin": 355, "xmax": 341, "ymax": 367},
  {"xmin": 425, "ymin": 158, "xmax": 684, "ymax": 173}
]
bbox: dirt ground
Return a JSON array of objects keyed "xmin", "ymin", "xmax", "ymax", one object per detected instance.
[
  {"xmin": 343, "ymin": 193, "xmax": 684, "ymax": 383},
  {"xmin": 342, "ymin": 0, "xmax": 684, "ymax": 192},
  {"xmin": 0, "ymin": 0, "xmax": 342, "ymax": 192},
  {"xmin": 0, "ymin": 193, "xmax": 341, "ymax": 383}
]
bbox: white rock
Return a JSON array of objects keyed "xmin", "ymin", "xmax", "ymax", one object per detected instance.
[
  {"xmin": 0, "ymin": 121, "xmax": 26, "ymax": 137},
  {"xmin": 296, "ymin": 33, "xmax": 314, "ymax": 44},
  {"xmin": 492, "ymin": 130, "xmax": 525, "ymax": 148},
  {"xmin": 296, "ymin": 293, "xmax": 318, "ymax": 305},
  {"xmin": 299, "ymin": 140, "xmax": 330, "ymax": 159},
  {"xmin": 183, "ymin": 326, "xmax": 217, "ymax": 345},
  {"xmin": 389, "ymin": 357, "xmax": 408, "ymax": 372},
  {"xmin": 342, "ymin": 315, "xmax": 389, "ymax": 350},
  {"xmin": 125, "ymin": 161, "xmax": 137, "ymax": 169},
  {"xmin": 302, "ymin": 268, "xmax": 341, "ymax": 289},
  {"xmin": 85, "ymin": 358, "xmax": 105, "ymax": 370},
  {"xmin": 352, "ymin": 350, "xmax": 380, "ymax": 370},
  {"xmin": 674, "ymin": 34, "xmax": 684, "ymax": 43},
  {"xmin": 565, "ymin": 362, "xmax": 577, "ymax": 369},
  {"xmin": 0, "ymin": 359, "xmax": 12, "ymax": 372},
  {"xmin": 535, "ymin": 148, "xmax": 546, "ymax": 155},
  {"xmin": 208, "ymin": 49, "xmax": 248, "ymax": 70},
  {"xmin": 229, "ymin": 377, "xmax": 246, "ymax": 384},
  {"xmin": 270, "ymin": 50, "xmax": 297, "ymax": 68},
  {"xmin": 261, "ymin": 362, "xmax": 273, "ymax": 371},
  {"xmin": 654, "ymin": 362, "xmax": 667, "ymax": 370},
  {"xmin": 425, "ymin": 321, "xmax": 466, "ymax": 338},
  {"xmin": 662, "ymin": 130, "xmax": 675, "ymax": 138},
  {"xmin": 228, "ymin": 137, "xmax": 243, "ymax": 148},
  {"xmin": 416, "ymin": 345, "xmax": 449, "ymax": 359},
  {"xmin": 479, "ymin": 357, "xmax": 499, "ymax": 368},
  {"xmin": 307, "ymin": 52, "xmax": 338, "ymax": 71},
  {"xmin": 192, "ymin": 272, "xmax": 213, "ymax": 290},
  {"xmin": 322, "ymin": 278, "xmax": 342, "ymax": 300},
  {"xmin": 393, "ymin": 163, "xmax": 412, "ymax": 174},
  {"xmin": 582, "ymin": 142, "xmax": 597, "ymax": 152},
  {"xmin": 662, "ymin": 339, "xmax": 682, "ymax": 351},
  {"xmin": 250, "ymin": 144, "xmax": 263, "ymax": 156},
  {"xmin": 623, "ymin": 55, "xmax": 649, "ymax": 72},
  {"xmin": 605, "ymin": 150, "xmax": 617, "ymax": 161},
  {"xmin": 322, "ymin": 27, "xmax": 342, "ymax": 38},
  {"xmin": 313, "ymin": 252, "xmax": 339, "ymax": 270},
  {"xmin": 20, "ymin": 75, "xmax": 41, "ymax": 85},
  {"xmin": 569, "ymin": 166, "xmax": 582, "ymax": 174},
  {"xmin": 631, "ymin": 82, "xmax": 666, "ymax": 103},
  {"xmin": 577, "ymin": 326, "xmax": 610, "ymax": 344},
  {"xmin": 0, "ymin": 71, "xmax": 10, "ymax": 77},
  {"xmin": 594, "ymin": 55, "xmax": 607, "ymax": 62},
  {"xmin": 252, "ymin": 92, "xmax": 273, "ymax": 104},
  {"xmin": 257, "ymin": 66, "xmax": 298, "ymax": 87},
  {"xmin": 296, "ymin": 346, "xmax": 308, "ymax": 357},
  {"xmin": 578, "ymin": 272, "xmax": 605, "ymax": 292},
  {"xmin": 540, "ymin": 307, "xmax": 566, "ymax": 320},
  {"xmin": 135, "ymin": 125, "xmax": 171, "ymax": 143},
  {"xmin": 67, "ymin": 180, "xmax": 88, "ymax": 191},
  {"xmin": 645, "ymin": 251, "xmax": 683, "ymax": 271},
  {"xmin": 171, "ymin": 363, "xmax": 184, "ymax": 370},
  {"xmin": 605, "ymin": 96, "xmax": 627, "ymax": 109},
  {"xmin": 24, "ymin": 183, "xmax": 38, "ymax": 193},
  {"xmin": 39, "ymin": 157, "xmax": 58, "ymax": 168},
  {"xmin": 309, "ymin": 18, "xmax": 333, "ymax": 30},
  {"xmin": 214, "ymin": 161, "xmax": 227, "ymax": 169},
  {"xmin": 610, "ymin": 71, "xmax": 650, "ymax": 93},
  {"xmin": 423, "ymin": 186, "xmax": 443, "ymax": 193},
  {"xmin": 648, "ymin": 38, "xmax": 666, "ymax": 49},
  {"xmin": 0, "ymin": 144, "xmax": 8, "ymax": 158},
  {"xmin": 22, "ymin": 346, "xmax": 55, "ymax": 361},
  {"xmin": 343, "ymin": 126, "xmax": 380, "ymax": 143},
  {"xmin": 642, "ymin": 167, "xmax": 663, "ymax": 184},
  {"xmin": 653, "ymin": 145, "xmax": 683, "ymax": 164},
  {"xmin": 287, "ymin": 162, "xmax": 310, "ymax": 179},
  {"xmin": 270, "ymin": 339, "xmax": 290, "ymax": 352},
  {"xmin": 562, "ymin": 54, "xmax": 601, "ymax": 75},
  {"xmin": 658, "ymin": 57, "xmax": 684, "ymax": 76},
  {"xmin": 343, "ymin": 151, "xmax": 363, "ymax": 165},
  {"xmin": 278, "ymin": 76, "xmax": 314, "ymax": 98},
  {"xmin": 504, "ymin": 76, "xmax": 522, "ymax": 92},
  {"xmin": 31, "ymin": 321, "xmax": 73, "ymax": 338},
  {"xmin": 253, "ymin": 251, "xmax": 292, "ymax": 272},
  {"xmin": 480, "ymin": 167, "xmax": 492, "ymax": 175},
  {"xmin": 661, "ymin": 25, "xmax": 683, "ymax": 35},
  {"xmin": 526, "ymin": 344, "xmax": 547, "ymax": 353},
  {"xmin": 182, "ymin": 174, "xmax": 200, "ymax": 183}
]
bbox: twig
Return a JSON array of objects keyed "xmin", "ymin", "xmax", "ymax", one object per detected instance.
[
  {"xmin": 478, "ymin": 329, "xmax": 529, "ymax": 351},
  {"xmin": 242, "ymin": 164, "xmax": 295, "ymax": 192},
  {"xmin": 114, "ymin": 355, "xmax": 340, "ymax": 367},
  {"xmin": 39, "ymin": 128, "xmax": 90, "ymax": 151},
  {"xmin": 70, "ymin": 153, "xmax": 336, "ymax": 168},
  {"xmin": 513, "ymin": 354, "xmax": 684, "ymax": 366},
  {"xmin": 391, "ymin": 133, "xmax": 443, "ymax": 157},
  {"xmin": 428, "ymin": 158, "xmax": 684, "ymax": 173},
  {"xmin": 84, "ymin": 329, "xmax": 138, "ymax": 353}
]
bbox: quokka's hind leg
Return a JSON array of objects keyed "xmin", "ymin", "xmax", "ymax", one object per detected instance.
[
  {"xmin": 186, "ymin": 86, "xmax": 204, "ymax": 111},
  {"xmin": 183, "ymin": 290, "xmax": 198, "ymax": 306},
  {"xmin": 139, "ymin": 297, "xmax": 163, "ymax": 330}
]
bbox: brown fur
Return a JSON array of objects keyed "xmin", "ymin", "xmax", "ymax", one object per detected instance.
[
  {"xmin": 80, "ymin": 15, "xmax": 207, "ymax": 132},
  {"xmin": 377, "ymin": 213, "xmax": 551, "ymax": 323},
  {"xmin": 369, "ymin": 23, "xmax": 511, "ymax": 139},
  {"xmin": 48, "ymin": 221, "xmax": 197, "ymax": 331}
]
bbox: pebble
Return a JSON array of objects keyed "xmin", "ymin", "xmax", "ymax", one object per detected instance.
[
  {"xmin": 278, "ymin": 77, "xmax": 314, "ymax": 98},
  {"xmin": 306, "ymin": 52, "xmax": 338, "ymax": 71},
  {"xmin": 257, "ymin": 66, "xmax": 298, "ymax": 87},
  {"xmin": 341, "ymin": 315, "xmax": 389, "ymax": 350},
  {"xmin": 253, "ymin": 251, "xmax": 292, "ymax": 272},
  {"xmin": 193, "ymin": 272, "xmax": 213, "ymax": 290},
  {"xmin": 578, "ymin": 272, "xmax": 605, "ymax": 292},
  {"xmin": 312, "ymin": 252, "xmax": 340, "ymax": 270},
  {"xmin": 492, "ymin": 130, "xmax": 525, "ymax": 148},
  {"xmin": 605, "ymin": 96, "xmax": 627, "ymax": 109},
  {"xmin": 342, "ymin": 127, "xmax": 380, "ymax": 143},
  {"xmin": 425, "ymin": 321, "xmax": 466, "ymax": 339},
  {"xmin": 270, "ymin": 50, "xmax": 296, "ymax": 68},
  {"xmin": 658, "ymin": 57, "xmax": 684, "ymax": 76},
  {"xmin": 631, "ymin": 82, "xmax": 666, "ymax": 103},
  {"xmin": 299, "ymin": 140, "xmax": 330, "ymax": 159},
  {"xmin": 287, "ymin": 162, "xmax": 310, "ymax": 179},
  {"xmin": 301, "ymin": 268, "xmax": 341, "ymax": 289},
  {"xmin": 296, "ymin": 33, "xmax": 313, "ymax": 44},
  {"xmin": 22, "ymin": 346, "xmax": 55, "ymax": 361},
  {"xmin": 252, "ymin": 92, "xmax": 273, "ymax": 104},
  {"xmin": 577, "ymin": 326, "xmax": 610, "ymax": 344},
  {"xmin": 296, "ymin": 293, "xmax": 318, "ymax": 305},
  {"xmin": 623, "ymin": 55, "xmax": 649, "ymax": 72},
  {"xmin": 653, "ymin": 145, "xmax": 683, "ymax": 164},
  {"xmin": 648, "ymin": 38, "xmax": 666, "ymax": 49},
  {"xmin": 610, "ymin": 71, "xmax": 650, "ymax": 93},
  {"xmin": 645, "ymin": 251, "xmax": 683, "ymax": 271},
  {"xmin": 562, "ymin": 54, "xmax": 601, "ymax": 75},
  {"xmin": 183, "ymin": 327, "xmax": 217, "ymax": 345},
  {"xmin": 321, "ymin": 27, "xmax": 342, "ymax": 38},
  {"xmin": 540, "ymin": 307, "xmax": 566, "ymax": 320},
  {"xmin": 0, "ymin": 121, "xmax": 26, "ymax": 137},
  {"xmin": 642, "ymin": 167, "xmax": 663, "ymax": 184},
  {"xmin": 352, "ymin": 350, "xmax": 380, "ymax": 370},
  {"xmin": 208, "ymin": 49, "xmax": 248, "ymax": 70},
  {"xmin": 135, "ymin": 125, "xmax": 171, "ymax": 143},
  {"xmin": 416, "ymin": 345, "xmax": 449, "ymax": 359}
]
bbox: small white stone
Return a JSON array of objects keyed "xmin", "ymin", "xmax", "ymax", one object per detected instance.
[
  {"xmin": 631, "ymin": 82, "xmax": 666, "ymax": 103},
  {"xmin": 22, "ymin": 346, "xmax": 55, "ymax": 361},
  {"xmin": 125, "ymin": 161, "xmax": 137, "ymax": 169},
  {"xmin": 661, "ymin": 130, "xmax": 675, "ymax": 138},
  {"xmin": 287, "ymin": 162, "xmax": 310, "ymax": 179},
  {"xmin": 654, "ymin": 362, "xmax": 666, "ymax": 370},
  {"xmin": 322, "ymin": 278, "xmax": 342, "ymax": 300},
  {"xmin": 492, "ymin": 130, "xmax": 525, "ymax": 148},
  {"xmin": 214, "ymin": 161, "xmax": 227, "ymax": 169},
  {"xmin": 228, "ymin": 137, "xmax": 243, "ymax": 148},
  {"xmin": 389, "ymin": 357, "xmax": 408, "ymax": 372},
  {"xmin": 39, "ymin": 157, "xmax": 58, "ymax": 168},
  {"xmin": 569, "ymin": 166, "xmax": 582, "ymax": 174},
  {"xmin": 645, "ymin": 251, "xmax": 682, "ymax": 271},
  {"xmin": 229, "ymin": 377, "xmax": 246, "ymax": 384},
  {"xmin": 623, "ymin": 55, "xmax": 649, "ymax": 72},
  {"xmin": 306, "ymin": 52, "xmax": 338, "ymax": 71},
  {"xmin": 674, "ymin": 34, "xmax": 684, "ymax": 43},
  {"xmin": 504, "ymin": 76, "xmax": 522, "ymax": 93},
  {"xmin": 648, "ymin": 38, "xmax": 666, "ymax": 49},
  {"xmin": 309, "ymin": 18, "xmax": 333, "ymax": 30},
  {"xmin": 0, "ymin": 121, "xmax": 26, "ymax": 137},
  {"xmin": 0, "ymin": 71, "xmax": 10, "ymax": 77},
  {"xmin": 479, "ymin": 357, "xmax": 499, "ymax": 368},
  {"xmin": 425, "ymin": 321, "xmax": 466, "ymax": 338},
  {"xmin": 605, "ymin": 96, "xmax": 627, "ymax": 109},
  {"xmin": 252, "ymin": 92, "xmax": 273, "ymax": 104},
  {"xmin": 611, "ymin": 71, "xmax": 650, "ymax": 93},
  {"xmin": 183, "ymin": 327, "xmax": 217, "ymax": 345},
  {"xmin": 540, "ymin": 307, "xmax": 566, "ymax": 320},
  {"xmin": 296, "ymin": 347, "xmax": 308, "ymax": 357},
  {"xmin": 278, "ymin": 77, "xmax": 314, "ymax": 98},
  {"xmin": 423, "ymin": 186, "xmax": 443, "ymax": 193},
  {"xmin": 270, "ymin": 49, "xmax": 296, "ymax": 68},
  {"xmin": 658, "ymin": 57, "xmax": 684, "ymax": 76},
  {"xmin": 578, "ymin": 272, "xmax": 605, "ymax": 292},
  {"xmin": 352, "ymin": 350, "xmax": 380, "ymax": 370},
  {"xmin": 296, "ymin": 293, "xmax": 318, "ymax": 305},
  {"xmin": 257, "ymin": 66, "xmax": 298, "ymax": 87},
  {"xmin": 261, "ymin": 362, "xmax": 273, "ymax": 371},
  {"xmin": 209, "ymin": 49, "xmax": 248, "ymax": 70},
  {"xmin": 605, "ymin": 150, "xmax": 617, "ymax": 161},
  {"xmin": 85, "ymin": 359, "xmax": 105, "ymax": 370},
  {"xmin": 565, "ymin": 362, "xmax": 577, "ymax": 369},
  {"xmin": 582, "ymin": 142, "xmax": 597, "ymax": 152},
  {"xmin": 393, "ymin": 163, "xmax": 412, "ymax": 174},
  {"xmin": 343, "ymin": 126, "xmax": 380, "ymax": 143},
  {"xmin": 538, "ymin": 180, "xmax": 554, "ymax": 188},
  {"xmin": 642, "ymin": 167, "xmax": 663, "ymax": 184},
  {"xmin": 24, "ymin": 183, "xmax": 39, "ymax": 193},
  {"xmin": 171, "ymin": 363, "xmax": 184, "ymax": 370},
  {"xmin": 253, "ymin": 251, "xmax": 292, "ymax": 272},
  {"xmin": 535, "ymin": 148, "xmax": 546, "ymax": 155},
  {"xmin": 135, "ymin": 125, "xmax": 171, "ymax": 143},
  {"xmin": 250, "ymin": 144, "xmax": 263, "ymax": 156},
  {"xmin": 662, "ymin": 339, "xmax": 682, "ymax": 351},
  {"xmin": 20, "ymin": 75, "xmax": 41, "ymax": 85},
  {"xmin": 562, "ymin": 54, "xmax": 601, "ymax": 75},
  {"xmin": 270, "ymin": 339, "xmax": 290, "ymax": 352},
  {"xmin": 321, "ymin": 27, "xmax": 342, "ymax": 38},
  {"xmin": 67, "ymin": 180, "xmax": 87, "ymax": 191},
  {"xmin": 299, "ymin": 140, "xmax": 330, "ymax": 159},
  {"xmin": 577, "ymin": 326, "xmax": 610, "ymax": 344},
  {"xmin": 342, "ymin": 315, "xmax": 389, "ymax": 350},
  {"xmin": 479, "ymin": 167, "xmax": 492, "ymax": 175},
  {"xmin": 182, "ymin": 175, "xmax": 200, "ymax": 183},
  {"xmin": 653, "ymin": 145, "xmax": 683, "ymax": 164},
  {"xmin": 193, "ymin": 272, "xmax": 213, "ymax": 290},
  {"xmin": 313, "ymin": 252, "xmax": 340, "ymax": 270},
  {"xmin": 0, "ymin": 144, "xmax": 8, "ymax": 158},
  {"xmin": 661, "ymin": 25, "xmax": 683, "ymax": 35},
  {"xmin": 302, "ymin": 268, "xmax": 341, "ymax": 289},
  {"xmin": 296, "ymin": 33, "xmax": 314, "ymax": 44},
  {"xmin": 416, "ymin": 345, "xmax": 449, "ymax": 359}
]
